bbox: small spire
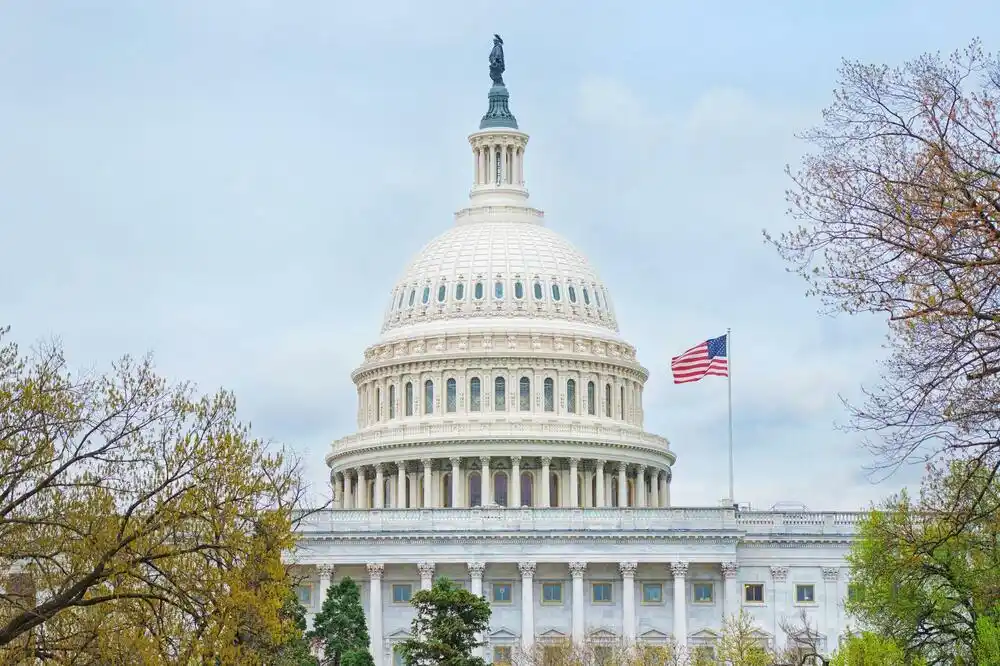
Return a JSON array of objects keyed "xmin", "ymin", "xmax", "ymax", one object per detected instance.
[{"xmin": 480, "ymin": 34, "xmax": 518, "ymax": 129}]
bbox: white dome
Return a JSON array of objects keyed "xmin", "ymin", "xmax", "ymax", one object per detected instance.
[{"xmin": 380, "ymin": 219, "xmax": 619, "ymax": 341}]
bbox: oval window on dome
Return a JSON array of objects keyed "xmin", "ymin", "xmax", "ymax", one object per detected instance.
[
  {"xmin": 474, "ymin": 281, "xmax": 484, "ymax": 300},
  {"xmin": 456, "ymin": 283, "xmax": 465, "ymax": 300},
  {"xmin": 437, "ymin": 285, "xmax": 446, "ymax": 303},
  {"xmin": 582, "ymin": 288, "xmax": 591, "ymax": 305},
  {"xmin": 422, "ymin": 287, "xmax": 430, "ymax": 304},
  {"xmin": 494, "ymin": 281, "xmax": 504, "ymax": 299},
  {"xmin": 514, "ymin": 281, "xmax": 524, "ymax": 299},
  {"xmin": 397, "ymin": 290, "xmax": 405, "ymax": 309},
  {"xmin": 568, "ymin": 286, "xmax": 577, "ymax": 303},
  {"xmin": 551, "ymin": 283, "xmax": 562, "ymax": 302},
  {"xmin": 533, "ymin": 282, "xmax": 543, "ymax": 300},
  {"xmin": 408, "ymin": 289, "xmax": 416, "ymax": 307}
]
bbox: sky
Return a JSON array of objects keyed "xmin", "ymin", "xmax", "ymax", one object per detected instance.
[{"xmin": 1, "ymin": 1, "xmax": 994, "ymax": 511}]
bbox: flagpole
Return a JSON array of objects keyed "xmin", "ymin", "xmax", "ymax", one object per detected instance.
[{"xmin": 727, "ymin": 327, "xmax": 734, "ymax": 507}]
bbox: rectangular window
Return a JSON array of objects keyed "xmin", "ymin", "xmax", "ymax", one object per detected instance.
[
  {"xmin": 541, "ymin": 582, "xmax": 562, "ymax": 604},
  {"xmin": 692, "ymin": 582, "xmax": 714, "ymax": 603},
  {"xmin": 744, "ymin": 583, "xmax": 764, "ymax": 603},
  {"xmin": 493, "ymin": 646, "xmax": 512, "ymax": 665},
  {"xmin": 492, "ymin": 582, "xmax": 512, "ymax": 603},
  {"xmin": 295, "ymin": 585, "xmax": 312, "ymax": 607},
  {"xmin": 795, "ymin": 584, "xmax": 816, "ymax": 603},
  {"xmin": 392, "ymin": 584, "xmax": 412, "ymax": 604},
  {"xmin": 591, "ymin": 582, "xmax": 613, "ymax": 604},
  {"xmin": 641, "ymin": 582, "xmax": 662, "ymax": 604},
  {"xmin": 848, "ymin": 583, "xmax": 864, "ymax": 602}
]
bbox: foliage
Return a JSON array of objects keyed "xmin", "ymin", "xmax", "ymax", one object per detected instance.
[
  {"xmin": 845, "ymin": 460, "xmax": 1000, "ymax": 665},
  {"xmin": 829, "ymin": 632, "xmax": 915, "ymax": 666},
  {"xmin": 308, "ymin": 576, "xmax": 372, "ymax": 666},
  {"xmin": 765, "ymin": 40, "xmax": 1000, "ymax": 507},
  {"xmin": 0, "ymin": 328, "xmax": 311, "ymax": 664},
  {"xmin": 715, "ymin": 610, "xmax": 773, "ymax": 666},
  {"xmin": 975, "ymin": 615, "xmax": 1000, "ymax": 666},
  {"xmin": 511, "ymin": 637, "xmax": 698, "ymax": 666},
  {"xmin": 397, "ymin": 576, "xmax": 491, "ymax": 666},
  {"xmin": 246, "ymin": 586, "xmax": 319, "ymax": 666}
]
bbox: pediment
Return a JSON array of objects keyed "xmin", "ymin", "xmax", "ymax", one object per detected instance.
[
  {"xmin": 386, "ymin": 628, "xmax": 410, "ymax": 640},
  {"xmin": 489, "ymin": 626, "xmax": 518, "ymax": 640},
  {"xmin": 588, "ymin": 628, "xmax": 618, "ymax": 640},
  {"xmin": 751, "ymin": 629, "xmax": 773, "ymax": 639},
  {"xmin": 689, "ymin": 629, "xmax": 720, "ymax": 640},
  {"xmin": 538, "ymin": 628, "xmax": 567, "ymax": 639},
  {"xmin": 639, "ymin": 628, "xmax": 670, "ymax": 643}
]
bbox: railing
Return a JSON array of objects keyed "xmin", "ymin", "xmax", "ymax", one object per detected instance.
[{"xmin": 294, "ymin": 507, "xmax": 862, "ymax": 536}]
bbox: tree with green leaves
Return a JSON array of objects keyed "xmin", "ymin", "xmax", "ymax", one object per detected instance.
[
  {"xmin": 308, "ymin": 576, "xmax": 373, "ymax": 666},
  {"xmin": 397, "ymin": 577, "xmax": 491, "ymax": 666},
  {"xmin": 713, "ymin": 611, "xmax": 773, "ymax": 666},
  {"xmin": 829, "ymin": 632, "xmax": 915, "ymax": 666}
]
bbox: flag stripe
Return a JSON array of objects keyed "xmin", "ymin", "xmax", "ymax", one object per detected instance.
[{"xmin": 671, "ymin": 337, "xmax": 729, "ymax": 384}]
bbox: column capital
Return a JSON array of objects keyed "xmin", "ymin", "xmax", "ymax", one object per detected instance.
[
  {"xmin": 316, "ymin": 563, "xmax": 334, "ymax": 579},
  {"xmin": 770, "ymin": 565, "xmax": 789, "ymax": 582},
  {"xmin": 721, "ymin": 561, "xmax": 739, "ymax": 579},
  {"xmin": 568, "ymin": 562, "xmax": 587, "ymax": 579},
  {"xmin": 367, "ymin": 563, "xmax": 385, "ymax": 580},
  {"xmin": 518, "ymin": 561, "xmax": 536, "ymax": 578},
  {"xmin": 595, "ymin": 459, "xmax": 606, "ymax": 469},
  {"xmin": 619, "ymin": 561, "xmax": 637, "ymax": 578},
  {"xmin": 540, "ymin": 456, "xmax": 552, "ymax": 466},
  {"xmin": 618, "ymin": 461, "xmax": 628, "ymax": 473},
  {"xmin": 418, "ymin": 561, "xmax": 436, "ymax": 578},
  {"xmin": 449, "ymin": 456, "xmax": 461, "ymax": 466},
  {"xmin": 510, "ymin": 456, "xmax": 521, "ymax": 466},
  {"xmin": 373, "ymin": 462, "xmax": 384, "ymax": 473},
  {"xmin": 467, "ymin": 561, "xmax": 487, "ymax": 578},
  {"xmin": 421, "ymin": 457, "xmax": 432, "ymax": 468},
  {"xmin": 670, "ymin": 561, "xmax": 689, "ymax": 578},
  {"xmin": 397, "ymin": 461, "xmax": 408, "ymax": 473},
  {"xmin": 569, "ymin": 457, "xmax": 580, "ymax": 466},
  {"xmin": 479, "ymin": 455, "xmax": 491, "ymax": 466},
  {"xmin": 822, "ymin": 566, "xmax": 840, "ymax": 582}
]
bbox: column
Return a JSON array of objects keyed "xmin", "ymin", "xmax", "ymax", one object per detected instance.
[
  {"xmin": 722, "ymin": 562, "xmax": 739, "ymax": 620},
  {"xmin": 823, "ymin": 567, "xmax": 840, "ymax": 651},
  {"xmin": 479, "ymin": 145, "xmax": 487, "ymax": 185},
  {"xmin": 408, "ymin": 471, "xmax": 418, "ymax": 507},
  {"xmin": 469, "ymin": 562, "xmax": 487, "ymax": 658},
  {"xmin": 617, "ymin": 463, "xmax": 627, "ymax": 507},
  {"xmin": 636, "ymin": 466, "xmax": 646, "ymax": 508},
  {"xmin": 450, "ymin": 457, "xmax": 461, "ymax": 508},
  {"xmin": 358, "ymin": 467, "xmax": 368, "ymax": 509},
  {"xmin": 422, "ymin": 458, "xmax": 433, "ymax": 508},
  {"xmin": 540, "ymin": 457, "xmax": 551, "ymax": 507},
  {"xmin": 511, "ymin": 457, "xmax": 522, "ymax": 507},
  {"xmin": 332, "ymin": 473, "xmax": 341, "ymax": 509},
  {"xmin": 671, "ymin": 562, "xmax": 688, "ymax": 648},
  {"xmin": 620, "ymin": 562, "xmax": 637, "ymax": 643},
  {"xmin": 663, "ymin": 469, "xmax": 672, "ymax": 507},
  {"xmin": 317, "ymin": 564, "xmax": 333, "ymax": 608},
  {"xmin": 595, "ymin": 461, "xmax": 605, "ymax": 508},
  {"xmin": 566, "ymin": 458, "xmax": 578, "ymax": 508},
  {"xmin": 342, "ymin": 472, "xmax": 352, "ymax": 509},
  {"xmin": 374, "ymin": 464, "xmax": 384, "ymax": 509},
  {"xmin": 480, "ymin": 456, "xmax": 491, "ymax": 506},
  {"xmin": 569, "ymin": 562, "xmax": 587, "ymax": 645},
  {"xmin": 650, "ymin": 470, "xmax": 660, "ymax": 508},
  {"xmin": 500, "ymin": 142, "xmax": 508, "ymax": 184},
  {"xmin": 368, "ymin": 563, "xmax": 385, "ymax": 666},
  {"xmin": 396, "ymin": 463, "xmax": 406, "ymax": 508},
  {"xmin": 519, "ymin": 562, "xmax": 536, "ymax": 652},
  {"xmin": 771, "ymin": 566, "xmax": 789, "ymax": 651},
  {"xmin": 418, "ymin": 561, "xmax": 435, "ymax": 591}
]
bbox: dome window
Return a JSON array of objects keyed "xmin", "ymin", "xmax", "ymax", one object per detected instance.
[
  {"xmin": 408, "ymin": 289, "xmax": 416, "ymax": 307},
  {"xmin": 469, "ymin": 377, "xmax": 481, "ymax": 412},
  {"xmin": 397, "ymin": 291, "xmax": 405, "ymax": 309},
  {"xmin": 568, "ymin": 286, "xmax": 577, "ymax": 303},
  {"xmin": 533, "ymin": 282, "xmax": 543, "ymax": 300},
  {"xmin": 514, "ymin": 281, "xmax": 524, "ymax": 299},
  {"xmin": 474, "ymin": 281, "xmax": 484, "ymax": 300},
  {"xmin": 424, "ymin": 380, "xmax": 434, "ymax": 415},
  {"xmin": 422, "ymin": 287, "xmax": 430, "ymax": 304},
  {"xmin": 446, "ymin": 378, "xmax": 457, "ymax": 413},
  {"xmin": 583, "ymin": 288, "xmax": 591, "ymax": 306},
  {"xmin": 567, "ymin": 379, "xmax": 577, "ymax": 414},
  {"xmin": 494, "ymin": 281, "xmax": 504, "ymax": 299},
  {"xmin": 551, "ymin": 283, "xmax": 562, "ymax": 302},
  {"xmin": 587, "ymin": 381, "xmax": 596, "ymax": 416},
  {"xmin": 456, "ymin": 283, "xmax": 465, "ymax": 300},
  {"xmin": 519, "ymin": 376, "xmax": 531, "ymax": 411},
  {"xmin": 494, "ymin": 376, "xmax": 506, "ymax": 411},
  {"xmin": 594, "ymin": 288, "xmax": 602, "ymax": 308},
  {"xmin": 437, "ymin": 285, "xmax": 446, "ymax": 303},
  {"xmin": 543, "ymin": 378, "xmax": 554, "ymax": 412}
]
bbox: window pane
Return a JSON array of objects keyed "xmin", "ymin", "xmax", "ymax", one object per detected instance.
[
  {"xmin": 594, "ymin": 289, "xmax": 601, "ymax": 307},
  {"xmin": 694, "ymin": 583, "xmax": 713, "ymax": 602},
  {"xmin": 519, "ymin": 376, "xmax": 531, "ymax": 411},
  {"xmin": 592, "ymin": 583, "xmax": 612, "ymax": 603},
  {"xmin": 620, "ymin": 386, "xmax": 625, "ymax": 419},
  {"xmin": 520, "ymin": 472, "xmax": 533, "ymax": 507},
  {"xmin": 397, "ymin": 290, "xmax": 404, "ymax": 308},
  {"xmin": 474, "ymin": 281, "xmax": 484, "ymax": 299},
  {"xmin": 446, "ymin": 378, "xmax": 457, "ymax": 413},
  {"xmin": 494, "ymin": 471, "xmax": 508, "ymax": 506},
  {"xmin": 642, "ymin": 583, "xmax": 661, "ymax": 603},
  {"xmin": 456, "ymin": 283, "xmax": 465, "ymax": 300},
  {"xmin": 470, "ymin": 377, "xmax": 481, "ymax": 411},
  {"xmin": 567, "ymin": 379, "xmax": 576, "ymax": 414},
  {"xmin": 469, "ymin": 473, "xmax": 482, "ymax": 507},
  {"xmin": 796, "ymin": 585, "xmax": 815, "ymax": 603},
  {"xmin": 408, "ymin": 289, "xmax": 415, "ymax": 306},
  {"xmin": 494, "ymin": 281, "xmax": 504, "ymax": 299},
  {"xmin": 422, "ymin": 286, "xmax": 430, "ymax": 304},
  {"xmin": 424, "ymin": 380, "xmax": 433, "ymax": 414},
  {"xmin": 514, "ymin": 281, "xmax": 524, "ymax": 299},
  {"xmin": 551, "ymin": 283, "xmax": 561, "ymax": 301},
  {"xmin": 437, "ymin": 284, "xmax": 446, "ymax": 302},
  {"xmin": 493, "ymin": 583, "xmax": 511, "ymax": 602},
  {"xmin": 583, "ymin": 288, "xmax": 591, "ymax": 305},
  {"xmin": 568, "ymin": 285, "xmax": 577, "ymax": 303},
  {"xmin": 295, "ymin": 585, "xmax": 312, "ymax": 606},
  {"xmin": 587, "ymin": 381, "xmax": 596, "ymax": 415},
  {"xmin": 376, "ymin": 387, "xmax": 381, "ymax": 421},
  {"xmin": 393, "ymin": 584, "xmax": 412, "ymax": 603},
  {"xmin": 605, "ymin": 384, "xmax": 612, "ymax": 417},
  {"xmin": 542, "ymin": 583, "xmax": 562, "ymax": 603},
  {"xmin": 389, "ymin": 385, "xmax": 396, "ymax": 419},
  {"xmin": 544, "ymin": 378, "xmax": 554, "ymax": 412},
  {"xmin": 494, "ymin": 377, "xmax": 506, "ymax": 411},
  {"xmin": 405, "ymin": 382, "xmax": 413, "ymax": 416},
  {"xmin": 533, "ymin": 282, "xmax": 543, "ymax": 300},
  {"xmin": 745, "ymin": 584, "xmax": 763, "ymax": 602}
]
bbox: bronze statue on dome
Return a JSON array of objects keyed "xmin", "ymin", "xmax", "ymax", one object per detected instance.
[{"xmin": 489, "ymin": 34, "xmax": 505, "ymax": 86}]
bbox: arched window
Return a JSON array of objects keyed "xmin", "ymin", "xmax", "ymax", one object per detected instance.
[
  {"xmin": 521, "ymin": 472, "xmax": 534, "ymax": 507},
  {"xmin": 549, "ymin": 473, "xmax": 560, "ymax": 508},
  {"xmin": 627, "ymin": 479, "xmax": 635, "ymax": 507},
  {"xmin": 620, "ymin": 386, "xmax": 625, "ymax": 420},
  {"xmin": 568, "ymin": 285, "xmax": 577, "ymax": 303},
  {"xmin": 376, "ymin": 387, "xmax": 381, "ymax": 421},
  {"xmin": 578, "ymin": 474, "xmax": 584, "ymax": 507},
  {"xmin": 446, "ymin": 378, "xmax": 457, "ymax": 413},
  {"xmin": 397, "ymin": 290, "xmax": 405, "ymax": 309},
  {"xmin": 605, "ymin": 384, "xmax": 612, "ymax": 418},
  {"xmin": 533, "ymin": 281, "xmax": 543, "ymax": 300},
  {"xmin": 494, "ymin": 377, "xmax": 506, "ymax": 411},
  {"xmin": 405, "ymin": 476, "xmax": 411, "ymax": 509},
  {"xmin": 494, "ymin": 471, "xmax": 508, "ymax": 506},
  {"xmin": 594, "ymin": 289, "xmax": 602, "ymax": 308},
  {"xmin": 583, "ymin": 288, "xmax": 591, "ymax": 305},
  {"xmin": 611, "ymin": 477, "xmax": 619, "ymax": 508},
  {"xmin": 470, "ymin": 377, "xmax": 482, "ymax": 412},
  {"xmin": 474, "ymin": 281, "xmax": 484, "ymax": 300},
  {"xmin": 422, "ymin": 286, "xmax": 430, "ymax": 304},
  {"xmin": 469, "ymin": 472, "xmax": 482, "ymax": 507},
  {"xmin": 442, "ymin": 473, "xmax": 453, "ymax": 508},
  {"xmin": 544, "ymin": 378, "xmax": 554, "ymax": 412},
  {"xmin": 384, "ymin": 478, "xmax": 393, "ymax": 508},
  {"xmin": 514, "ymin": 281, "xmax": 524, "ymax": 299},
  {"xmin": 456, "ymin": 282, "xmax": 465, "ymax": 300},
  {"xmin": 551, "ymin": 283, "xmax": 562, "ymax": 301},
  {"xmin": 587, "ymin": 381, "xmax": 596, "ymax": 416},
  {"xmin": 494, "ymin": 281, "xmax": 504, "ymax": 299},
  {"xmin": 424, "ymin": 380, "xmax": 434, "ymax": 415},
  {"xmin": 519, "ymin": 376, "xmax": 531, "ymax": 411},
  {"xmin": 405, "ymin": 382, "xmax": 414, "ymax": 417},
  {"xmin": 408, "ymin": 288, "xmax": 416, "ymax": 307},
  {"xmin": 437, "ymin": 284, "xmax": 446, "ymax": 303},
  {"xmin": 567, "ymin": 379, "xmax": 577, "ymax": 414},
  {"xmin": 591, "ymin": 476, "xmax": 597, "ymax": 508},
  {"xmin": 389, "ymin": 384, "xmax": 397, "ymax": 419}
]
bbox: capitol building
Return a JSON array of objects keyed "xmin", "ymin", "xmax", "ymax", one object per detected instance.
[{"xmin": 293, "ymin": 40, "xmax": 860, "ymax": 665}]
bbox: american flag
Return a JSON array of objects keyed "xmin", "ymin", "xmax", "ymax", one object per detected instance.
[{"xmin": 671, "ymin": 334, "xmax": 729, "ymax": 384}]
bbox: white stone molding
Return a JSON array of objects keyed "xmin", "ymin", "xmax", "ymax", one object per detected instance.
[
  {"xmin": 770, "ymin": 566, "xmax": 789, "ymax": 582},
  {"xmin": 418, "ymin": 561, "xmax": 435, "ymax": 590}
]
